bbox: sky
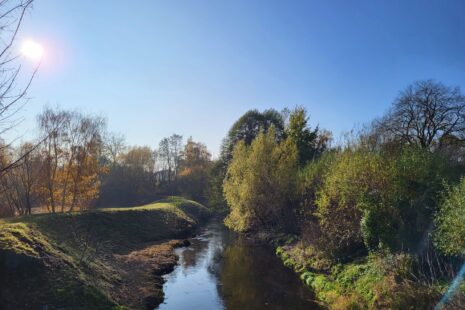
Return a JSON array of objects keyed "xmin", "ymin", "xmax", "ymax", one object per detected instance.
[{"xmin": 10, "ymin": 0, "xmax": 465, "ymax": 157}]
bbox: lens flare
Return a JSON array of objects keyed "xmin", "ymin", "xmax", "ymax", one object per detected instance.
[{"xmin": 435, "ymin": 262, "xmax": 465, "ymax": 309}]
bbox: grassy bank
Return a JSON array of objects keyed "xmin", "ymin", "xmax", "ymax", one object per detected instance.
[
  {"xmin": 0, "ymin": 197, "xmax": 210, "ymax": 310},
  {"xmin": 275, "ymin": 242, "xmax": 455, "ymax": 309}
]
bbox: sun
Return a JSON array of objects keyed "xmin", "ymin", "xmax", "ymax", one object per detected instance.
[{"xmin": 20, "ymin": 40, "xmax": 44, "ymax": 60}]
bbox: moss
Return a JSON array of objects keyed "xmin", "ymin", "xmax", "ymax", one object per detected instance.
[{"xmin": 0, "ymin": 223, "xmax": 40, "ymax": 256}]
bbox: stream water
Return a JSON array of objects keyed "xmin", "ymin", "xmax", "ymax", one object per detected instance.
[{"xmin": 157, "ymin": 219, "xmax": 320, "ymax": 310}]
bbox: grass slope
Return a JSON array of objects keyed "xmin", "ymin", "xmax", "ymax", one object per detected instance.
[{"xmin": 0, "ymin": 196, "xmax": 210, "ymax": 310}]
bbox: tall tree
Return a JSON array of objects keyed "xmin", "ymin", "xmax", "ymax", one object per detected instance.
[
  {"xmin": 223, "ymin": 127, "xmax": 298, "ymax": 232},
  {"xmin": 0, "ymin": 143, "xmax": 42, "ymax": 216},
  {"xmin": 103, "ymin": 132, "xmax": 126, "ymax": 166},
  {"xmin": 220, "ymin": 109, "xmax": 285, "ymax": 164},
  {"xmin": 38, "ymin": 108, "xmax": 105, "ymax": 212},
  {"xmin": 377, "ymin": 80, "xmax": 465, "ymax": 149},
  {"xmin": 286, "ymin": 106, "xmax": 330, "ymax": 165},
  {"xmin": 169, "ymin": 134, "xmax": 183, "ymax": 179},
  {"xmin": 155, "ymin": 134, "xmax": 182, "ymax": 184},
  {"xmin": 178, "ymin": 137, "xmax": 212, "ymax": 201},
  {"xmin": 209, "ymin": 109, "xmax": 285, "ymax": 210}
]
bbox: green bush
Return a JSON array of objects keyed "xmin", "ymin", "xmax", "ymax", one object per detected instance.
[
  {"xmin": 297, "ymin": 151, "xmax": 336, "ymax": 218},
  {"xmin": 314, "ymin": 148, "xmax": 388, "ymax": 257},
  {"xmin": 434, "ymin": 178, "xmax": 465, "ymax": 256},
  {"xmin": 300, "ymin": 146, "xmax": 459, "ymax": 258},
  {"xmin": 382, "ymin": 147, "xmax": 458, "ymax": 251}
]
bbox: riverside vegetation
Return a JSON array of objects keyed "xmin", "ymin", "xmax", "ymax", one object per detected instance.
[
  {"xmin": 220, "ymin": 80, "xmax": 465, "ymax": 309},
  {"xmin": 3, "ymin": 80, "xmax": 465, "ymax": 309},
  {"xmin": 2, "ymin": 1, "xmax": 465, "ymax": 309}
]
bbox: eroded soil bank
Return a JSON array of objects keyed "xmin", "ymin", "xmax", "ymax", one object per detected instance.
[{"xmin": 114, "ymin": 239, "xmax": 191, "ymax": 308}]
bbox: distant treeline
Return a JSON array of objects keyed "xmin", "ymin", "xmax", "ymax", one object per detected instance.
[{"xmin": 0, "ymin": 108, "xmax": 213, "ymax": 216}]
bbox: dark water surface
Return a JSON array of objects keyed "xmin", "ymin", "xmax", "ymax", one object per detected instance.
[{"xmin": 157, "ymin": 219, "xmax": 319, "ymax": 310}]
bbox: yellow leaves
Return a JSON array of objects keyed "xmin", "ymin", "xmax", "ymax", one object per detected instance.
[
  {"xmin": 224, "ymin": 128, "xmax": 298, "ymax": 232},
  {"xmin": 37, "ymin": 153, "xmax": 102, "ymax": 212},
  {"xmin": 179, "ymin": 167, "xmax": 193, "ymax": 177}
]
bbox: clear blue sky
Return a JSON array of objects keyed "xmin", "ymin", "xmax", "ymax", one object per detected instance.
[{"xmin": 14, "ymin": 0, "xmax": 465, "ymax": 157}]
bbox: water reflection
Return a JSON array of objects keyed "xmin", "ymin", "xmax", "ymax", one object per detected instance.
[
  {"xmin": 157, "ymin": 219, "xmax": 319, "ymax": 310},
  {"xmin": 179, "ymin": 239, "xmax": 209, "ymax": 269}
]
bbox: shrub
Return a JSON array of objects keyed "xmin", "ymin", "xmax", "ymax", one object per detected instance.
[
  {"xmin": 302, "ymin": 146, "xmax": 459, "ymax": 259},
  {"xmin": 297, "ymin": 151, "xmax": 336, "ymax": 218},
  {"xmin": 314, "ymin": 148, "xmax": 388, "ymax": 258},
  {"xmin": 434, "ymin": 178, "xmax": 465, "ymax": 256},
  {"xmin": 378, "ymin": 147, "xmax": 458, "ymax": 252}
]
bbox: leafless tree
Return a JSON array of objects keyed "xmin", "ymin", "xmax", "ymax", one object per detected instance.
[
  {"xmin": 155, "ymin": 134, "xmax": 182, "ymax": 183},
  {"xmin": 0, "ymin": 0, "xmax": 37, "ymax": 175},
  {"xmin": 38, "ymin": 108, "xmax": 68, "ymax": 213},
  {"xmin": 103, "ymin": 132, "xmax": 126, "ymax": 166},
  {"xmin": 0, "ymin": 142, "xmax": 42, "ymax": 215},
  {"xmin": 169, "ymin": 134, "xmax": 182, "ymax": 178},
  {"xmin": 377, "ymin": 80, "xmax": 465, "ymax": 149}
]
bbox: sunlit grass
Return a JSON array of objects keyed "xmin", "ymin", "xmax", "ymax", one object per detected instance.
[{"xmin": 0, "ymin": 196, "xmax": 210, "ymax": 308}]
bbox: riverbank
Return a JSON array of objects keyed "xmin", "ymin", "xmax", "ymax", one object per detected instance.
[
  {"xmin": 230, "ymin": 228, "xmax": 449, "ymax": 308},
  {"xmin": 275, "ymin": 241, "xmax": 451, "ymax": 309},
  {"xmin": 0, "ymin": 197, "xmax": 210, "ymax": 309}
]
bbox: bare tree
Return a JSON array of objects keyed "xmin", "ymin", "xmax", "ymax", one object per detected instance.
[
  {"xmin": 17, "ymin": 142, "xmax": 41, "ymax": 214},
  {"xmin": 156, "ymin": 134, "xmax": 182, "ymax": 184},
  {"xmin": 0, "ymin": 142, "xmax": 41, "ymax": 215},
  {"xmin": 377, "ymin": 80, "xmax": 465, "ymax": 149},
  {"xmin": 169, "ymin": 134, "xmax": 182, "ymax": 178},
  {"xmin": 0, "ymin": 0, "xmax": 36, "ymax": 164},
  {"xmin": 103, "ymin": 132, "xmax": 126, "ymax": 166},
  {"xmin": 38, "ymin": 108, "xmax": 69, "ymax": 213}
]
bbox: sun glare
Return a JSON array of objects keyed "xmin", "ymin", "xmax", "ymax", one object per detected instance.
[{"xmin": 21, "ymin": 39, "xmax": 44, "ymax": 60}]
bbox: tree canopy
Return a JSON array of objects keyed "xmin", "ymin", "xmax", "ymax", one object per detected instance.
[
  {"xmin": 223, "ymin": 127, "xmax": 298, "ymax": 232},
  {"xmin": 220, "ymin": 109, "xmax": 285, "ymax": 164},
  {"xmin": 377, "ymin": 80, "xmax": 465, "ymax": 149},
  {"xmin": 286, "ymin": 106, "xmax": 330, "ymax": 166}
]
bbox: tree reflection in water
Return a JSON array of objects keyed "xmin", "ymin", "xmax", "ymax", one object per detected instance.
[
  {"xmin": 217, "ymin": 239, "xmax": 318, "ymax": 310},
  {"xmin": 158, "ymin": 220, "xmax": 318, "ymax": 310}
]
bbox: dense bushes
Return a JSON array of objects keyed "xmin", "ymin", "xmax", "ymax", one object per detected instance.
[
  {"xmin": 381, "ymin": 147, "xmax": 459, "ymax": 252},
  {"xmin": 222, "ymin": 106, "xmax": 464, "ymax": 260},
  {"xmin": 314, "ymin": 149, "xmax": 387, "ymax": 257},
  {"xmin": 434, "ymin": 178, "xmax": 465, "ymax": 256},
  {"xmin": 301, "ymin": 146, "xmax": 460, "ymax": 259},
  {"xmin": 219, "ymin": 80, "xmax": 465, "ymax": 308},
  {"xmin": 222, "ymin": 107, "xmax": 331, "ymax": 232}
]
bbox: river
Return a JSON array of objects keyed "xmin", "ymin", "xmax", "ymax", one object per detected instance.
[{"xmin": 157, "ymin": 219, "xmax": 320, "ymax": 310}]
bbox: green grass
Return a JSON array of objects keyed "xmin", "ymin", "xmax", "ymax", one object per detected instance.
[{"xmin": 0, "ymin": 196, "xmax": 210, "ymax": 309}]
